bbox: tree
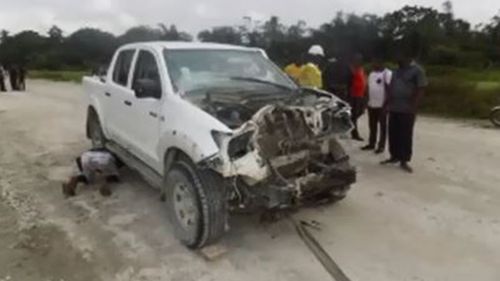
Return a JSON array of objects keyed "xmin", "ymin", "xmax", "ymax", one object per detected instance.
[
  {"xmin": 48, "ymin": 25, "xmax": 63, "ymax": 42},
  {"xmin": 442, "ymin": 1, "xmax": 453, "ymax": 15},
  {"xmin": 119, "ymin": 25, "xmax": 162, "ymax": 44},
  {"xmin": 158, "ymin": 24, "xmax": 193, "ymax": 41},
  {"xmin": 0, "ymin": 30, "xmax": 47, "ymax": 66},
  {"xmin": 64, "ymin": 28, "xmax": 117, "ymax": 67},
  {"xmin": 0, "ymin": 30, "xmax": 9, "ymax": 44},
  {"xmin": 198, "ymin": 27, "xmax": 242, "ymax": 44}
]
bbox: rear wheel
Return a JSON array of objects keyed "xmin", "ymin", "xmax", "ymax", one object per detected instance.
[
  {"xmin": 88, "ymin": 111, "xmax": 105, "ymax": 148},
  {"xmin": 165, "ymin": 159, "xmax": 228, "ymax": 249},
  {"xmin": 490, "ymin": 108, "xmax": 500, "ymax": 127}
]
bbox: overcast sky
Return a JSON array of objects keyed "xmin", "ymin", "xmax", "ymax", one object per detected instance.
[{"xmin": 0, "ymin": 0, "xmax": 499, "ymax": 36}]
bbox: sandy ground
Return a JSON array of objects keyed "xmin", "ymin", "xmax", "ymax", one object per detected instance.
[{"xmin": 0, "ymin": 80, "xmax": 499, "ymax": 281}]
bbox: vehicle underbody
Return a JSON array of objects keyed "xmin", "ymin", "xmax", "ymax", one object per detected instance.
[{"xmin": 198, "ymin": 89, "xmax": 357, "ymax": 211}]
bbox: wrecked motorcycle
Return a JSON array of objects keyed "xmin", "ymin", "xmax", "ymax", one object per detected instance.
[{"xmin": 490, "ymin": 106, "xmax": 500, "ymax": 127}]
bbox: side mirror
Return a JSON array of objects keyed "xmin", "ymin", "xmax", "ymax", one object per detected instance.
[{"xmin": 134, "ymin": 78, "xmax": 161, "ymax": 99}]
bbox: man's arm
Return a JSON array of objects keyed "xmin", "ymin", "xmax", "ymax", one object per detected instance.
[
  {"xmin": 382, "ymin": 70, "xmax": 392, "ymax": 111},
  {"xmin": 412, "ymin": 66, "xmax": 428, "ymax": 112}
]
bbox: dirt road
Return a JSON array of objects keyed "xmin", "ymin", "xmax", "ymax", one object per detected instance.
[{"xmin": 1, "ymin": 80, "xmax": 499, "ymax": 281}]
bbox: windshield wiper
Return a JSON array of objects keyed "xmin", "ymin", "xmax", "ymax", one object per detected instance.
[{"xmin": 229, "ymin": 76, "xmax": 294, "ymax": 91}]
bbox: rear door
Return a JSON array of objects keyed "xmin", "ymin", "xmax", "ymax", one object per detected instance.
[
  {"xmin": 105, "ymin": 48, "xmax": 137, "ymax": 146},
  {"xmin": 125, "ymin": 49, "xmax": 163, "ymax": 168}
]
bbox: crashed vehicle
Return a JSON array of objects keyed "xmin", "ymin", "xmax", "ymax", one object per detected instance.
[{"xmin": 83, "ymin": 42, "xmax": 356, "ymax": 248}]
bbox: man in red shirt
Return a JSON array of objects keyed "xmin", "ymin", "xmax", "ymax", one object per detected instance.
[{"xmin": 349, "ymin": 54, "xmax": 367, "ymax": 141}]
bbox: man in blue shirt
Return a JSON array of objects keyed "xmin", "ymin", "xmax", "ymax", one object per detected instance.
[{"xmin": 381, "ymin": 50, "xmax": 428, "ymax": 173}]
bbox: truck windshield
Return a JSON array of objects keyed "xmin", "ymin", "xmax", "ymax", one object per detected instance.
[{"xmin": 163, "ymin": 49, "xmax": 297, "ymax": 94}]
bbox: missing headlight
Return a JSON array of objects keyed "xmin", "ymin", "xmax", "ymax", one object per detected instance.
[{"xmin": 228, "ymin": 131, "xmax": 254, "ymax": 160}]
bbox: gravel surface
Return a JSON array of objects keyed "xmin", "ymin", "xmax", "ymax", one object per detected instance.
[{"xmin": 0, "ymin": 80, "xmax": 499, "ymax": 281}]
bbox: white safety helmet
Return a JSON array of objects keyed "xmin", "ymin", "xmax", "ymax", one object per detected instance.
[{"xmin": 308, "ymin": 45, "xmax": 325, "ymax": 57}]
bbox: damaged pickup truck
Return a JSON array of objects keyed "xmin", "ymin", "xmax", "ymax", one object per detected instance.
[{"xmin": 83, "ymin": 42, "xmax": 356, "ymax": 248}]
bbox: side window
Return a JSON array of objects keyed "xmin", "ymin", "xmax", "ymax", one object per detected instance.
[
  {"xmin": 132, "ymin": 50, "xmax": 162, "ymax": 98},
  {"xmin": 112, "ymin": 50, "xmax": 135, "ymax": 86}
]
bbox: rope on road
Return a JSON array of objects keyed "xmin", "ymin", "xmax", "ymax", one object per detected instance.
[{"xmin": 289, "ymin": 216, "xmax": 352, "ymax": 281}]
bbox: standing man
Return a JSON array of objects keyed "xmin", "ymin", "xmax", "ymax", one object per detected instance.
[
  {"xmin": 381, "ymin": 50, "xmax": 428, "ymax": 173},
  {"xmin": 362, "ymin": 58, "xmax": 392, "ymax": 154},
  {"xmin": 8, "ymin": 65, "xmax": 18, "ymax": 91},
  {"xmin": 323, "ymin": 55, "xmax": 353, "ymax": 101},
  {"xmin": 349, "ymin": 54, "xmax": 367, "ymax": 141},
  {"xmin": 0, "ymin": 65, "xmax": 6, "ymax": 92},
  {"xmin": 18, "ymin": 66, "xmax": 26, "ymax": 91}
]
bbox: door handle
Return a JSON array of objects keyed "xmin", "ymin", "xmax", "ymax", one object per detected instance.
[
  {"xmin": 124, "ymin": 100, "xmax": 132, "ymax": 106},
  {"xmin": 105, "ymin": 92, "xmax": 111, "ymax": 97},
  {"xmin": 149, "ymin": 112, "xmax": 158, "ymax": 118}
]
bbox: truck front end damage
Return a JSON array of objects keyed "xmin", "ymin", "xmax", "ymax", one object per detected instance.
[{"xmin": 207, "ymin": 91, "xmax": 356, "ymax": 210}]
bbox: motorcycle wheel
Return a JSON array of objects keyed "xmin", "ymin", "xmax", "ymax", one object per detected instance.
[{"xmin": 490, "ymin": 108, "xmax": 500, "ymax": 128}]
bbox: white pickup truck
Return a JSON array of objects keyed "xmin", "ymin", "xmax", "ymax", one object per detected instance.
[{"xmin": 83, "ymin": 42, "xmax": 356, "ymax": 248}]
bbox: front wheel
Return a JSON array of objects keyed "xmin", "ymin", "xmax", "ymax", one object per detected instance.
[
  {"xmin": 165, "ymin": 159, "xmax": 228, "ymax": 249},
  {"xmin": 490, "ymin": 108, "xmax": 500, "ymax": 128}
]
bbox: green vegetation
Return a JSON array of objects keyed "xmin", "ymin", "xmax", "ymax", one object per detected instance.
[
  {"xmin": 28, "ymin": 70, "xmax": 88, "ymax": 83},
  {"xmin": 2, "ymin": 2, "xmax": 500, "ymax": 119},
  {"xmin": 421, "ymin": 68, "xmax": 500, "ymax": 118}
]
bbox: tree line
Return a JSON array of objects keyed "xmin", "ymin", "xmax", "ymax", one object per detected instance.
[{"xmin": 1, "ymin": 2, "xmax": 500, "ymax": 70}]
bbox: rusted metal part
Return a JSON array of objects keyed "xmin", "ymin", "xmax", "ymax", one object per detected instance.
[{"xmin": 289, "ymin": 216, "xmax": 352, "ymax": 281}]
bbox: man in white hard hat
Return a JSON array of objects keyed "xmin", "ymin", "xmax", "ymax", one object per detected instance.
[
  {"xmin": 297, "ymin": 45, "xmax": 324, "ymax": 88},
  {"xmin": 308, "ymin": 45, "xmax": 325, "ymax": 57}
]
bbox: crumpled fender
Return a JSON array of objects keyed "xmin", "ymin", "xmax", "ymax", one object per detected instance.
[{"xmin": 157, "ymin": 94, "xmax": 232, "ymax": 171}]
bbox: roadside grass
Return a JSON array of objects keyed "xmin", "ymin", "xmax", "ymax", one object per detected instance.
[
  {"xmin": 422, "ymin": 67, "xmax": 500, "ymax": 119},
  {"xmin": 28, "ymin": 70, "xmax": 89, "ymax": 83}
]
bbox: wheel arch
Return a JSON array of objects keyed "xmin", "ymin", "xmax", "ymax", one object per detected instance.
[
  {"xmin": 163, "ymin": 147, "xmax": 192, "ymax": 174},
  {"xmin": 86, "ymin": 102, "xmax": 109, "ymax": 140},
  {"xmin": 86, "ymin": 106, "xmax": 98, "ymax": 139}
]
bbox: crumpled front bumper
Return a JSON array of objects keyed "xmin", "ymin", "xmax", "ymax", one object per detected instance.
[{"xmin": 245, "ymin": 158, "xmax": 356, "ymax": 209}]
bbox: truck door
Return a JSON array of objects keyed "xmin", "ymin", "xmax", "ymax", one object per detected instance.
[
  {"xmin": 126, "ymin": 49, "xmax": 162, "ymax": 168},
  {"xmin": 105, "ymin": 49, "xmax": 136, "ymax": 145}
]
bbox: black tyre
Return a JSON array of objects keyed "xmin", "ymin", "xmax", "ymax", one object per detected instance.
[
  {"xmin": 490, "ymin": 108, "xmax": 500, "ymax": 128},
  {"xmin": 87, "ymin": 110, "xmax": 106, "ymax": 148},
  {"xmin": 326, "ymin": 139, "xmax": 354, "ymax": 203},
  {"xmin": 165, "ymin": 159, "xmax": 228, "ymax": 249}
]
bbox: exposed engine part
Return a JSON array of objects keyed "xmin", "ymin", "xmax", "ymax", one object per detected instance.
[{"xmin": 205, "ymin": 90, "xmax": 356, "ymax": 210}]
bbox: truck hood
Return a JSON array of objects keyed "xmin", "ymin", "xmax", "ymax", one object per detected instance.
[{"xmin": 186, "ymin": 87, "xmax": 348, "ymax": 129}]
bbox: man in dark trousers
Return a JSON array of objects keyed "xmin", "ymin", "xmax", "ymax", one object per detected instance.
[
  {"xmin": 18, "ymin": 66, "xmax": 26, "ymax": 91},
  {"xmin": 362, "ymin": 58, "xmax": 392, "ymax": 154},
  {"xmin": 381, "ymin": 50, "xmax": 428, "ymax": 173},
  {"xmin": 8, "ymin": 66, "xmax": 18, "ymax": 91},
  {"xmin": 0, "ymin": 65, "xmax": 6, "ymax": 92}
]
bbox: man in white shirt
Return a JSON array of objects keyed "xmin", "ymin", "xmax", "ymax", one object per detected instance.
[
  {"xmin": 62, "ymin": 148, "xmax": 122, "ymax": 197},
  {"xmin": 361, "ymin": 59, "xmax": 392, "ymax": 154}
]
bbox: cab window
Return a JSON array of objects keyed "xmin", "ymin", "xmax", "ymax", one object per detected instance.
[
  {"xmin": 112, "ymin": 49, "xmax": 135, "ymax": 86},
  {"xmin": 132, "ymin": 50, "xmax": 162, "ymax": 98}
]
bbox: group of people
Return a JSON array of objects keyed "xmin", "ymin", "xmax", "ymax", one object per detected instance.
[
  {"xmin": 284, "ymin": 45, "xmax": 428, "ymax": 173},
  {"xmin": 0, "ymin": 65, "xmax": 27, "ymax": 92}
]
